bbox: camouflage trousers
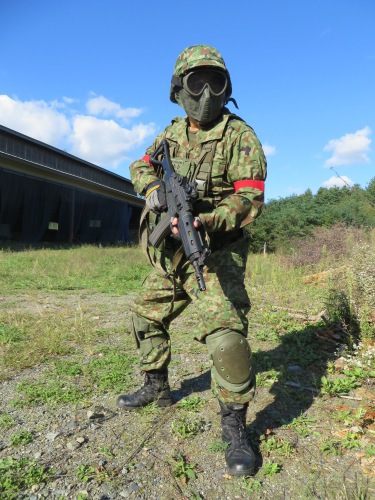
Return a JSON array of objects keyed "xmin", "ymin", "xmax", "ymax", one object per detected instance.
[{"xmin": 130, "ymin": 238, "xmax": 256, "ymax": 404}]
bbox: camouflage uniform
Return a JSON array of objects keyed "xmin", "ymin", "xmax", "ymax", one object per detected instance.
[{"xmin": 130, "ymin": 108, "xmax": 267, "ymax": 404}]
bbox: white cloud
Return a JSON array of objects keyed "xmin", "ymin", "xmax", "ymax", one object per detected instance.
[
  {"xmin": 0, "ymin": 94, "xmax": 70, "ymax": 147},
  {"xmin": 322, "ymin": 176, "xmax": 354, "ymax": 188},
  {"xmin": 86, "ymin": 95, "xmax": 142, "ymax": 123},
  {"xmin": 0, "ymin": 94, "xmax": 156, "ymax": 169},
  {"xmin": 324, "ymin": 126, "xmax": 372, "ymax": 167},
  {"xmin": 263, "ymin": 143, "xmax": 276, "ymax": 156},
  {"xmin": 70, "ymin": 115, "xmax": 156, "ymax": 167}
]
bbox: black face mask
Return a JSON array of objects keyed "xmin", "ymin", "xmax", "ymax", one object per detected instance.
[{"xmin": 176, "ymin": 70, "xmax": 228, "ymax": 125}]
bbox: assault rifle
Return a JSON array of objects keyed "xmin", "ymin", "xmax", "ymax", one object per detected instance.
[{"xmin": 148, "ymin": 139, "xmax": 210, "ymax": 291}]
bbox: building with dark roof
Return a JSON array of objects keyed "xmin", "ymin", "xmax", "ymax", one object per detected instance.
[{"xmin": 0, "ymin": 124, "xmax": 144, "ymax": 244}]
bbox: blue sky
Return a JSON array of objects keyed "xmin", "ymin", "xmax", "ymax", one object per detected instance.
[{"xmin": 1, "ymin": 0, "xmax": 374, "ymax": 201}]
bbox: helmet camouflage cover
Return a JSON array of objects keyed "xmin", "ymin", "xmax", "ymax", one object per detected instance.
[{"xmin": 170, "ymin": 44, "xmax": 232, "ymax": 103}]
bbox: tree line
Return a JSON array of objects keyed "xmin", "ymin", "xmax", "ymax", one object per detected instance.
[{"xmin": 248, "ymin": 177, "xmax": 375, "ymax": 253}]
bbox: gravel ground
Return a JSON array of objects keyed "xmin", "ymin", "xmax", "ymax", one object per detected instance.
[{"xmin": 1, "ymin": 292, "xmax": 374, "ymax": 499}]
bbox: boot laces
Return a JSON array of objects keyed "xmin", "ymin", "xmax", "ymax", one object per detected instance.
[{"xmin": 229, "ymin": 412, "xmax": 247, "ymax": 446}]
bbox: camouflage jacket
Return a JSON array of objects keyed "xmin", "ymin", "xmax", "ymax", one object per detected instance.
[{"xmin": 130, "ymin": 109, "xmax": 267, "ymax": 234}]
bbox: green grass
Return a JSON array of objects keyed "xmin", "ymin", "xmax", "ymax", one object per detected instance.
[
  {"xmin": 0, "ymin": 245, "xmax": 149, "ymax": 294},
  {"xmin": 12, "ymin": 348, "xmax": 137, "ymax": 408},
  {"xmin": 0, "ymin": 457, "xmax": 52, "ymax": 495}
]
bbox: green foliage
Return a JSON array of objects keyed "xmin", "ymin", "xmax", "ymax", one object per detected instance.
[
  {"xmin": 0, "ymin": 457, "xmax": 51, "ymax": 494},
  {"xmin": 261, "ymin": 460, "xmax": 281, "ymax": 476},
  {"xmin": 284, "ymin": 415, "xmax": 318, "ymax": 437},
  {"xmin": 0, "ymin": 413, "xmax": 15, "ymax": 431},
  {"xmin": 169, "ymin": 453, "xmax": 197, "ymax": 482},
  {"xmin": 365, "ymin": 443, "xmax": 375, "ymax": 458},
  {"xmin": 320, "ymin": 438, "xmax": 342, "ymax": 456},
  {"xmin": 260, "ymin": 436, "xmax": 295, "ymax": 458},
  {"xmin": 207, "ymin": 439, "xmax": 229, "ymax": 452},
  {"xmin": 341, "ymin": 433, "xmax": 361, "ymax": 450},
  {"xmin": 320, "ymin": 433, "xmax": 361, "ymax": 455},
  {"xmin": 76, "ymin": 464, "xmax": 96, "ymax": 483},
  {"xmin": 320, "ymin": 375, "xmax": 361, "ymax": 396},
  {"xmin": 10, "ymin": 430, "xmax": 33, "ymax": 446},
  {"xmin": 0, "ymin": 323, "xmax": 23, "ymax": 344},
  {"xmin": 331, "ymin": 407, "xmax": 366, "ymax": 426},
  {"xmin": 248, "ymin": 182, "xmax": 375, "ymax": 253},
  {"xmin": 239, "ymin": 477, "xmax": 262, "ymax": 493},
  {"xmin": 178, "ymin": 396, "xmax": 205, "ymax": 412},
  {"xmin": 13, "ymin": 349, "xmax": 136, "ymax": 407},
  {"xmin": 324, "ymin": 289, "xmax": 360, "ymax": 339},
  {"xmin": 171, "ymin": 416, "xmax": 205, "ymax": 439}
]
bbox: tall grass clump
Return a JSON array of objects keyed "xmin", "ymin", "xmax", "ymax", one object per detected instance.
[{"xmin": 274, "ymin": 226, "xmax": 375, "ymax": 339}]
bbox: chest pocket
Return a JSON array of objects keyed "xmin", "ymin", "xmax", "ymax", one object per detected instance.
[
  {"xmin": 194, "ymin": 140, "xmax": 224, "ymax": 199},
  {"xmin": 171, "ymin": 158, "xmax": 195, "ymax": 179}
]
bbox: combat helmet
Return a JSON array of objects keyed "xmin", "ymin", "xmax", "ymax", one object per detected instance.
[{"xmin": 170, "ymin": 44, "xmax": 233, "ymax": 104}]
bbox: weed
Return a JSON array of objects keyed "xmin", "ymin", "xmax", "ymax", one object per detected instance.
[
  {"xmin": 239, "ymin": 477, "xmax": 262, "ymax": 493},
  {"xmin": 332, "ymin": 407, "xmax": 366, "ymax": 426},
  {"xmin": 138, "ymin": 402, "xmax": 162, "ymax": 416},
  {"xmin": 76, "ymin": 464, "xmax": 96, "ymax": 483},
  {"xmin": 10, "ymin": 430, "xmax": 33, "ymax": 446},
  {"xmin": 98, "ymin": 445, "xmax": 115, "ymax": 458},
  {"xmin": 341, "ymin": 433, "xmax": 361, "ymax": 450},
  {"xmin": 320, "ymin": 433, "xmax": 360, "ymax": 456},
  {"xmin": 13, "ymin": 350, "xmax": 136, "ymax": 408},
  {"xmin": 327, "ymin": 361, "xmax": 336, "ymax": 374},
  {"xmin": 343, "ymin": 367, "xmax": 375, "ymax": 379},
  {"xmin": 207, "ymin": 439, "xmax": 229, "ymax": 452},
  {"xmin": 14, "ymin": 379, "xmax": 84, "ymax": 407},
  {"xmin": 260, "ymin": 435, "xmax": 295, "ymax": 457},
  {"xmin": 0, "ymin": 413, "xmax": 15, "ymax": 431},
  {"xmin": 171, "ymin": 416, "xmax": 205, "ymax": 439},
  {"xmin": 324, "ymin": 288, "xmax": 360, "ymax": 343},
  {"xmin": 320, "ymin": 438, "xmax": 342, "ymax": 456},
  {"xmin": 178, "ymin": 396, "xmax": 204, "ymax": 412},
  {"xmin": 284, "ymin": 415, "xmax": 318, "ymax": 437},
  {"xmin": 261, "ymin": 460, "xmax": 281, "ymax": 476},
  {"xmin": 0, "ymin": 457, "xmax": 51, "ymax": 494},
  {"xmin": 365, "ymin": 443, "xmax": 375, "ymax": 458},
  {"xmin": 54, "ymin": 359, "xmax": 83, "ymax": 376},
  {"xmin": 169, "ymin": 453, "xmax": 197, "ymax": 483},
  {"xmin": 0, "ymin": 323, "xmax": 23, "ymax": 344},
  {"xmin": 320, "ymin": 375, "xmax": 361, "ymax": 396},
  {"xmin": 256, "ymin": 369, "xmax": 280, "ymax": 387}
]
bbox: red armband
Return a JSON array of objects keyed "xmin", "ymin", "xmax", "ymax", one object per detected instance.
[
  {"xmin": 142, "ymin": 154, "xmax": 151, "ymax": 164},
  {"xmin": 234, "ymin": 180, "xmax": 265, "ymax": 192}
]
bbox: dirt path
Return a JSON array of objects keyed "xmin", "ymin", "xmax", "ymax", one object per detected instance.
[{"xmin": 1, "ymin": 292, "xmax": 374, "ymax": 499}]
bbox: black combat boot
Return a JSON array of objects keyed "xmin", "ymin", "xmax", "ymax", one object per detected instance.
[
  {"xmin": 219, "ymin": 400, "xmax": 256, "ymax": 476},
  {"xmin": 117, "ymin": 369, "xmax": 173, "ymax": 410}
]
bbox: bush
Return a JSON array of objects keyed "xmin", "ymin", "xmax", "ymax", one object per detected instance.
[{"xmin": 285, "ymin": 224, "xmax": 368, "ymax": 269}]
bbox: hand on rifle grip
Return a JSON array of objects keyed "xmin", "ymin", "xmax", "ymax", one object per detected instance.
[{"xmin": 145, "ymin": 180, "xmax": 167, "ymax": 213}]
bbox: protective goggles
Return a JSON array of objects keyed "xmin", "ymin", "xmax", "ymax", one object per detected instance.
[{"xmin": 182, "ymin": 69, "xmax": 228, "ymax": 97}]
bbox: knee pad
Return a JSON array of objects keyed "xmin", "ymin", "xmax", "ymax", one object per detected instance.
[{"xmin": 206, "ymin": 329, "xmax": 253, "ymax": 393}]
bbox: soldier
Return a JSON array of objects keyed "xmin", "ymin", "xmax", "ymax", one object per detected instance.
[{"xmin": 117, "ymin": 45, "xmax": 267, "ymax": 476}]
